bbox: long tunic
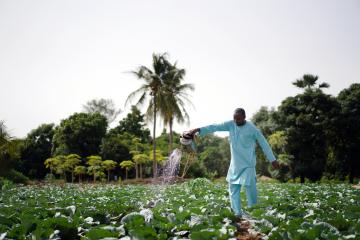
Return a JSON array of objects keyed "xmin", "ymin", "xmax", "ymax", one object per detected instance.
[{"xmin": 199, "ymin": 120, "xmax": 276, "ymax": 186}]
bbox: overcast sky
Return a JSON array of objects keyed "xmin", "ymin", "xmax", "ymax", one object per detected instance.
[{"xmin": 1, "ymin": 0, "xmax": 359, "ymax": 138}]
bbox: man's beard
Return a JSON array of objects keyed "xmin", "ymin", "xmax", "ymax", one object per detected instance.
[{"xmin": 236, "ymin": 121, "xmax": 246, "ymax": 126}]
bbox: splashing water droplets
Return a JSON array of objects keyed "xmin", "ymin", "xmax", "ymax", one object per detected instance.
[{"xmin": 163, "ymin": 149, "xmax": 182, "ymax": 178}]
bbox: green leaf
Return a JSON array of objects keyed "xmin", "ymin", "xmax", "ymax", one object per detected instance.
[
  {"xmin": 129, "ymin": 226, "xmax": 157, "ymax": 239},
  {"xmin": 33, "ymin": 217, "xmax": 78, "ymax": 239},
  {"xmin": 190, "ymin": 229, "xmax": 219, "ymax": 240},
  {"xmin": 85, "ymin": 228, "xmax": 118, "ymax": 240}
]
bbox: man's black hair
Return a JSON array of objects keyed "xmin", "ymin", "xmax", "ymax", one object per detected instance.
[{"xmin": 234, "ymin": 108, "xmax": 246, "ymax": 116}]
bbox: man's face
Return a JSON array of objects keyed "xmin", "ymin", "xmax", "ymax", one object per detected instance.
[{"xmin": 233, "ymin": 113, "xmax": 246, "ymax": 126}]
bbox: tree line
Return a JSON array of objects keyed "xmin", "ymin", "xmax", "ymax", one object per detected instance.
[
  {"xmin": 253, "ymin": 75, "xmax": 360, "ymax": 183},
  {"xmin": 1, "ymin": 106, "xmax": 154, "ymax": 183},
  {"xmin": 1, "ymin": 53, "xmax": 359, "ymax": 184},
  {"xmin": 1, "ymin": 52, "xmax": 195, "ymax": 183}
]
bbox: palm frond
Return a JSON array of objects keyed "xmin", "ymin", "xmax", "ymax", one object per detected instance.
[
  {"xmin": 319, "ymin": 82, "xmax": 330, "ymax": 88},
  {"xmin": 176, "ymin": 93, "xmax": 195, "ymax": 109},
  {"xmin": 125, "ymin": 85, "xmax": 149, "ymax": 107}
]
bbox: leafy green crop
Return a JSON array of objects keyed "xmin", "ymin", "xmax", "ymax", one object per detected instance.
[
  {"xmin": 247, "ymin": 183, "xmax": 360, "ymax": 240},
  {"xmin": 0, "ymin": 179, "xmax": 359, "ymax": 239}
]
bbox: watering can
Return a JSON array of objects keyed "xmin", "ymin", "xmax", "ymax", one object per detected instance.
[{"xmin": 180, "ymin": 131, "xmax": 198, "ymax": 153}]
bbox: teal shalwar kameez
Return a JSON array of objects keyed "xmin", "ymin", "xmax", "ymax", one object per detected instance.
[{"xmin": 199, "ymin": 120, "xmax": 276, "ymax": 216}]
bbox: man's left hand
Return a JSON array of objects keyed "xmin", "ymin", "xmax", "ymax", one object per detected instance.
[{"xmin": 272, "ymin": 160, "xmax": 280, "ymax": 169}]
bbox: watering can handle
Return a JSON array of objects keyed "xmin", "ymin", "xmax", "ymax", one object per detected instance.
[{"xmin": 182, "ymin": 129, "xmax": 199, "ymax": 139}]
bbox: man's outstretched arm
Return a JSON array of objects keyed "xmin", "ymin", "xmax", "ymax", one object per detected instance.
[
  {"xmin": 254, "ymin": 129, "xmax": 280, "ymax": 169},
  {"xmin": 188, "ymin": 121, "xmax": 231, "ymax": 137}
]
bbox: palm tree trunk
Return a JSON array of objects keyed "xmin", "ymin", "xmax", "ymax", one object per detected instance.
[
  {"xmin": 169, "ymin": 117, "xmax": 173, "ymax": 154},
  {"xmin": 108, "ymin": 170, "xmax": 110, "ymax": 182},
  {"xmin": 125, "ymin": 169, "xmax": 128, "ymax": 180},
  {"xmin": 153, "ymin": 95, "xmax": 157, "ymax": 178},
  {"xmin": 71, "ymin": 171, "xmax": 74, "ymax": 183},
  {"xmin": 93, "ymin": 171, "xmax": 96, "ymax": 183}
]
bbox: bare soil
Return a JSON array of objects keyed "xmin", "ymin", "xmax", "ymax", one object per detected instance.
[{"xmin": 234, "ymin": 219, "xmax": 264, "ymax": 240}]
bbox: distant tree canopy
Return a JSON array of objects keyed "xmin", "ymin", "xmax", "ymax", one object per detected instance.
[
  {"xmin": 0, "ymin": 121, "xmax": 28, "ymax": 183},
  {"xmin": 192, "ymin": 134, "xmax": 231, "ymax": 178},
  {"xmin": 100, "ymin": 133, "xmax": 132, "ymax": 163},
  {"xmin": 155, "ymin": 128, "xmax": 180, "ymax": 155},
  {"xmin": 334, "ymin": 83, "xmax": 360, "ymax": 183},
  {"xmin": 2, "ymin": 74, "xmax": 359, "ymax": 183},
  {"xmin": 83, "ymin": 98, "xmax": 121, "ymax": 124},
  {"xmin": 252, "ymin": 75, "xmax": 359, "ymax": 183},
  {"xmin": 18, "ymin": 123, "xmax": 55, "ymax": 179},
  {"xmin": 52, "ymin": 112, "xmax": 108, "ymax": 157},
  {"xmin": 251, "ymin": 106, "xmax": 279, "ymax": 137},
  {"xmin": 276, "ymin": 74, "xmax": 339, "ymax": 182},
  {"xmin": 109, "ymin": 106, "xmax": 150, "ymax": 143}
]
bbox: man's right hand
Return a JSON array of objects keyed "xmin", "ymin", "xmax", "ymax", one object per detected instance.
[{"xmin": 189, "ymin": 128, "xmax": 200, "ymax": 137}]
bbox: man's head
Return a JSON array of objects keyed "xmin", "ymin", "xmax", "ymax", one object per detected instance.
[{"xmin": 233, "ymin": 108, "xmax": 246, "ymax": 126}]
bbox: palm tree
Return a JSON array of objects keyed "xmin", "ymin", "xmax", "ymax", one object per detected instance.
[
  {"xmin": 126, "ymin": 53, "xmax": 173, "ymax": 178},
  {"xmin": 160, "ymin": 63, "xmax": 194, "ymax": 153},
  {"xmin": 292, "ymin": 74, "xmax": 329, "ymax": 90}
]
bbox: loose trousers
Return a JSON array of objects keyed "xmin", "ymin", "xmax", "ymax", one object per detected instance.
[{"xmin": 228, "ymin": 179, "xmax": 257, "ymax": 216}]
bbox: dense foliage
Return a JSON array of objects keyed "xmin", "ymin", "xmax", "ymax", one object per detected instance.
[
  {"xmin": 18, "ymin": 123, "xmax": 55, "ymax": 179},
  {"xmin": 52, "ymin": 113, "xmax": 108, "ymax": 157},
  {"xmin": 252, "ymin": 80, "xmax": 360, "ymax": 183},
  {"xmin": 1, "ymin": 71, "xmax": 359, "ymax": 183}
]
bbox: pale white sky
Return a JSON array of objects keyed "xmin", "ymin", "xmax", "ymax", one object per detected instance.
[{"xmin": 1, "ymin": 0, "xmax": 359, "ymax": 138}]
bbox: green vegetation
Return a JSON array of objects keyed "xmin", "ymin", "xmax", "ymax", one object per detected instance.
[
  {"xmin": 249, "ymin": 183, "xmax": 360, "ymax": 239},
  {"xmin": 252, "ymin": 78, "xmax": 360, "ymax": 183},
  {"xmin": 0, "ymin": 179, "xmax": 358, "ymax": 239},
  {"xmin": 126, "ymin": 53, "xmax": 194, "ymax": 177},
  {"xmin": 120, "ymin": 160, "xmax": 135, "ymax": 180},
  {"xmin": 0, "ymin": 54, "xmax": 359, "ymax": 184}
]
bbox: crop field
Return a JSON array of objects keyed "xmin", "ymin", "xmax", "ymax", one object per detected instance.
[{"xmin": 0, "ymin": 179, "xmax": 359, "ymax": 240}]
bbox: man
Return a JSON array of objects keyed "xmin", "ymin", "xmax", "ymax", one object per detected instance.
[{"xmin": 187, "ymin": 108, "xmax": 280, "ymax": 219}]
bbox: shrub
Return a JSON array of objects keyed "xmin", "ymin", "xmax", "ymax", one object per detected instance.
[
  {"xmin": 2, "ymin": 169, "xmax": 29, "ymax": 184},
  {"xmin": 0, "ymin": 177, "xmax": 15, "ymax": 190},
  {"xmin": 44, "ymin": 173, "xmax": 56, "ymax": 182}
]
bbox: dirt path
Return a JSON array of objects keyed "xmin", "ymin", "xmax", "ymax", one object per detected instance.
[{"xmin": 234, "ymin": 218, "xmax": 264, "ymax": 240}]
